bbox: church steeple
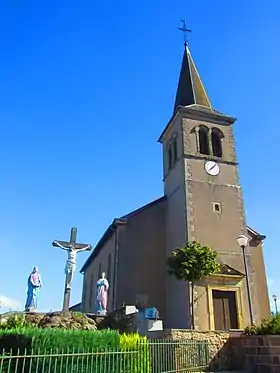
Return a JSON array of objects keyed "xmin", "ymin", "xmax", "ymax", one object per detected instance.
[{"xmin": 173, "ymin": 44, "xmax": 212, "ymax": 113}]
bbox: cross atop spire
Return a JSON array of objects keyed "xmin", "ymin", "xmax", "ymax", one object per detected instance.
[
  {"xmin": 173, "ymin": 22, "xmax": 212, "ymax": 113},
  {"xmin": 177, "ymin": 19, "xmax": 192, "ymax": 46}
]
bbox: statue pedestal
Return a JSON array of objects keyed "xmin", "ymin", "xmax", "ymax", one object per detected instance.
[
  {"xmin": 134, "ymin": 310, "xmax": 163, "ymax": 336},
  {"xmin": 96, "ymin": 310, "xmax": 107, "ymax": 316},
  {"xmin": 137, "ymin": 319, "xmax": 163, "ymax": 335},
  {"xmin": 125, "ymin": 305, "xmax": 138, "ymax": 315}
]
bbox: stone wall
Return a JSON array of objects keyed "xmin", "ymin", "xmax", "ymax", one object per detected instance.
[
  {"xmin": 241, "ymin": 336, "xmax": 280, "ymax": 373},
  {"xmin": 0, "ymin": 312, "xmax": 98, "ymax": 330},
  {"xmin": 148, "ymin": 329, "xmax": 243, "ymax": 371}
]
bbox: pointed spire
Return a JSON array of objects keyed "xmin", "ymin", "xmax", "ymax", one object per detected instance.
[{"xmin": 173, "ymin": 44, "xmax": 212, "ymax": 113}]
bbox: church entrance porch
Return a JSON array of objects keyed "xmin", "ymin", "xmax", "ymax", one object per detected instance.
[
  {"xmin": 212, "ymin": 289, "xmax": 238, "ymax": 330},
  {"xmin": 207, "ymin": 285, "xmax": 243, "ymax": 331}
]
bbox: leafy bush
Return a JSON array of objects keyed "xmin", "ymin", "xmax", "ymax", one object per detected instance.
[
  {"xmin": 244, "ymin": 314, "xmax": 280, "ymax": 335},
  {"xmin": 120, "ymin": 333, "xmax": 150, "ymax": 372},
  {"xmin": 0, "ymin": 313, "xmax": 27, "ymax": 330}
]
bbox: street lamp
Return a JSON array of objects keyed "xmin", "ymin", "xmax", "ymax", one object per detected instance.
[
  {"xmin": 272, "ymin": 295, "xmax": 278, "ymax": 315},
  {"xmin": 237, "ymin": 234, "xmax": 254, "ymax": 325}
]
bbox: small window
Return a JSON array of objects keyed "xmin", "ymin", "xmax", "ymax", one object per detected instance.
[{"xmin": 213, "ymin": 202, "xmax": 222, "ymax": 213}]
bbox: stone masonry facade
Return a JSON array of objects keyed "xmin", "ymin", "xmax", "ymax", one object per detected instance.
[{"xmin": 148, "ymin": 329, "xmax": 242, "ymax": 371}]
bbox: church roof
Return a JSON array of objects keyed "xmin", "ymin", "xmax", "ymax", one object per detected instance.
[
  {"xmin": 247, "ymin": 226, "xmax": 266, "ymax": 241},
  {"xmin": 121, "ymin": 196, "xmax": 166, "ymax": 219},
  {"xmin": 69, "ymin": 302, "xmax": 82, "ymax": 311},
  {"xmin": 173, "ymin": 45, "xmax": 212, "ymax": 113}
]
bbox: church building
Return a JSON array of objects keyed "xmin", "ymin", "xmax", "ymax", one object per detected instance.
[{"xmin": 80, "ymin": 42, "xmax": 270, "ymax": 330}]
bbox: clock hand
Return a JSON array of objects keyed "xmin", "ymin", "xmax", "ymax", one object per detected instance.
[{"xmin": 209, "ymin": 164, "xmax": 216, "ymax": 171}]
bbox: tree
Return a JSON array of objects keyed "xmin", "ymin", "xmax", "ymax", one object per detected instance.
[{"xmin": 167, "ymin": 240, "xmax": 220, "ymax": 329}]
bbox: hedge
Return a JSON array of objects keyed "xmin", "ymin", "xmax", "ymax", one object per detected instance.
[{"xmin": 0, "ymin": 327, "xmax": 150, "ymax": 372}]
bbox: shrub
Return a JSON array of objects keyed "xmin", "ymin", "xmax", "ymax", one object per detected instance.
[
  {"xmin": 120, "ymin": 333, "xmax": 150, "ymax": 373},
  {"xmin": 244, "ymin": 314, "xmax": 280, "ymax": 336},
  {"xmin": 0, "ymin": 313, "xmax": 27, "ymax": 330}
]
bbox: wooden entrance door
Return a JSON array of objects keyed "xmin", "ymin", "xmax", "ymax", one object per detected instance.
[{"xmin": 212, "ymin": 290, "xmax": 238, "ymax": 330}]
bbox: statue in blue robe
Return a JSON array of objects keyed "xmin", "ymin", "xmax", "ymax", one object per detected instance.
[{"xmin": 25, "ymin": 267, "xmax": 43, "ymax": 312}]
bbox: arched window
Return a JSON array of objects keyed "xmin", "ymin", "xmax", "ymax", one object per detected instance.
[
  {"xmin": 199, "ymin": 126, "xmax": 210, "ymax": 155},
  {"xmin": 168, "ymin": 143, "xmax": 172, "ymax": 170},
  {"xmin": 82, "ymin": 279, "xmax": 88, "ymax": 310},
  {"xmin": 89, "ymin": 274, "xmax": 94, "ymax": 309},
  {"xmin": 107, "ymin": 253, "xmax": 112, "ymax": 298},
  {"xmin": 173, "ymin": 138, "xmax": 178, "ymax": 163},
  {"xmin": 98, "ymin": 264, "xmax": 102, "ymax": 279},
  {"xmin": 107, "ymin": 254, "xmax": 112, "ymax": 283},
  {"xmin": 211, "ymin": 128, "xmax": 223, "ymax": 158}
]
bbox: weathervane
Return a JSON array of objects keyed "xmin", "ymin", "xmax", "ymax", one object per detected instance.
[{"xmin": 178, "ymin": 19, "xmax": 192, "ymax": 46}]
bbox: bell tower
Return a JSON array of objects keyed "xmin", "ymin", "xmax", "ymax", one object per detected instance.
[{"xmin": 158, "ymin": 34, "xmax": 266, "ymax": 329}]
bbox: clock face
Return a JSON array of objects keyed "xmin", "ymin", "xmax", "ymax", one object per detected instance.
[{"xmin": 205, "ymin": 161, "xmax": 220, "ymax": 176}]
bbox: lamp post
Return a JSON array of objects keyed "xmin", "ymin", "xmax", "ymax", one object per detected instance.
[
  {"xmin": 272, "ymin": 295, "xmax": 278, "ymax": 315},
  {"xmin": 237, "ymin": 234, "xmax": 254, "ymax": 325}
]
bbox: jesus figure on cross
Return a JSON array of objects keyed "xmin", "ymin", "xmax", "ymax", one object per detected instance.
[
  {"xmin": 53, "ymin": 228, "xmax": 92, "ymax": 312},
  {"xmin": 53, "ymin": 241, "xmax": 91, "ymax": 290}
]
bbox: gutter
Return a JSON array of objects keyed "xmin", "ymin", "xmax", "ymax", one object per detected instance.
[{"xmin": 111, "ymin": 219, "xmax": 127, "ymax": 310}]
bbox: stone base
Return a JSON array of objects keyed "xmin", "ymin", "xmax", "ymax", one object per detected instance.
[
  {"xmin": 125, "ymin": 305, "xmax": 138, "ymax": 315},
  {"xmin": 0, "ymin": 311, "xmax": 97, "ymax": 330},
  {"xmin": 137, "ymin": 319, "xmax": 163, "ymax": 335},
  {"xmin": 97, "ymin": 307, "xmax": 136, "ymax": 333},
  {"xmin": 242, "ymin": 335, "xmax": 280, "ymax": 373},
  {"xmin": 144, "ymin": 329, "xmax": 244, "ymax": 371},
  {"xmin": 84, "ymin": 313, "xmax": 106, "ymax": 327}
]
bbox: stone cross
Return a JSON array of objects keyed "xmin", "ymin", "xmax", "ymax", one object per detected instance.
[{"xmin": 52, "ymin": 227, "xmax": 92, "ymax": 312}]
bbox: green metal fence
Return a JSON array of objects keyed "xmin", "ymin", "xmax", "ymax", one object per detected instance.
[
  {"xmin": 0, "ymin": 339, "xmax": 210, "ymax": 373},
  {"xmin": 149, "ymin": 339, "xmax": 210, "ymax": 373}
]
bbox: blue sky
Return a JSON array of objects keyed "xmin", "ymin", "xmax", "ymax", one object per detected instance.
[{"xmin": 0, "ymin": 0, "xmax": 279, "ymax": 313}]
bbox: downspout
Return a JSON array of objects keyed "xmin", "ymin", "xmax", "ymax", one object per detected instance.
[{"xmin": 112, "ymin": 218, "xmax": 126, "ymax": 310}]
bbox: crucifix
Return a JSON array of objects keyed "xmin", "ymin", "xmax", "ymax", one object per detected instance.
[
  {"xmin": 52, "ymin": 227, "xmax": 92, "ymax": 312},
  {"xmin": 178, "ymin": 19, "xmax": 192, "ymax": 46}
]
